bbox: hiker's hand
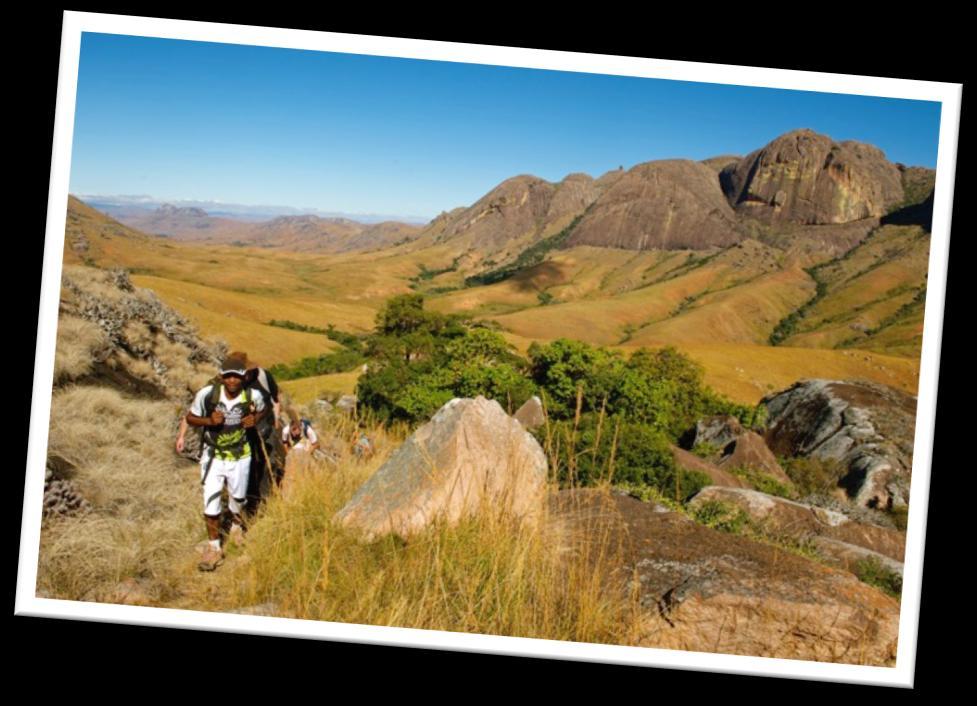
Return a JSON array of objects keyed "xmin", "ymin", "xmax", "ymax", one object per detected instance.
[
  {"xmin": 242, "ymin": 414, "xmax": 256, "ymax": 429},
  {"xmin": 210, "ymin": 410, "xmax": 225, "ymax": 426},
  {"xmin": 175, "ymin": 437, "xmax": 185, "ymax": 453}
]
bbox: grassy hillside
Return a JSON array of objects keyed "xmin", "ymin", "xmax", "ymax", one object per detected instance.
[
  {"xmin": 777, "ymin": 225, "xmax": 930, "ymax": 357},
  {"xmin": 63, "ymin": 198, "xmax": 927, "ymax": 396}
]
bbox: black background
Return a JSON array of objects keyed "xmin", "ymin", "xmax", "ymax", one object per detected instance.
[{"xmin": 14, "ymin": 5, "xmax": 968, "ymax": 696}]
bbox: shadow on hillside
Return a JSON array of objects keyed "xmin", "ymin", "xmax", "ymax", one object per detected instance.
[
  {"xmin": 510, "ymin": 261, "xmax": 568, "ymax": 292},
  {"xmin": 882, "ymin": 192, "xmax": 934, "ymax": 231}
]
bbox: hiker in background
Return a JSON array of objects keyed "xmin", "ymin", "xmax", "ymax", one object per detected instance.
[
  {"xmin": 353, "ymin": 429, "xmax": 374, "ymax": 459},
  {"xmin": 236, "ymin": 352, "xmax": 286, "ymax": 512},
  {"xmin": 185, "ymin": 354, "xmax": 267, "ymax": 572},
  {"xmin": 283, "ymin": 415, "xmax": 320, "ymax": 456}
]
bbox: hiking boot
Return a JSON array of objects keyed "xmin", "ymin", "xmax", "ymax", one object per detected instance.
[
  {"xmin": 228, "ymin": 522, "xmax": 246, "ymax": 548},
  {"xmin": 198, "ymin": 544, "xmax": 224, "ymax": 572}
]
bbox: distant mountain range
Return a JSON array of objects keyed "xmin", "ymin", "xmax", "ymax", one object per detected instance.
[
  {"xmin": 80, "ymin": 195, "xmax": 430, "ymax": 225},
  {"xmin": 76, "ymin": 198, "xmax": 425, "ymax": 254}
]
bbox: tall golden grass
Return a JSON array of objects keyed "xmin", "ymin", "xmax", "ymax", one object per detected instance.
[
  {"xmin": 191, "ymin": 404, "xmax": 644, "ymax": 644},
  {"xmin": 38, "ymin": 386, "xmax": 200, "ymax": 602}
]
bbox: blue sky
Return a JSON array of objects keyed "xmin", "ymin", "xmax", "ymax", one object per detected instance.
[{"xmin": 70, "ymin": 33, "xmax": 943, "ymax": 221}]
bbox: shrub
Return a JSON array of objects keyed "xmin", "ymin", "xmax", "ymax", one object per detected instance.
[
  {"xmin": 780, "ymin": 456, "xmax": 847, "ymax": 497},
  {"xmin": 726, "ymin": 465, "xmax": 793, "ymax": 499},
  {"xmin": 853, "ymin": 556, "xmax": 903, "ymax": 599},
  {"xmin": 689, "ymin": 500, "xmax": 750, "ymax": 534},
  {"xmin": 542, "ymin": 414, "xmax": 709, "ymax": 500}
]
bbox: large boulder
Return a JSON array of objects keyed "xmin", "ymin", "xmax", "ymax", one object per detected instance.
[
  {"xmin": 550, "ymin": 489, "xmax": 899, "ymax": 664},
  {"xmin": 513, "ymin": 395, "xmax": 546, "ymax": 430},
  {"xmin": 688, "ymin": 486, "xmax": 906, "ymax": 563},
  {"xmin": 762, "ymin": 379, "xmax": 917, "ymax": 508},
  {"xmin": 686, "ymin": 415, "xmax": 745, "ymax": 452},
  {"xmin": 720, "ymin": 129, "xmax": 904, "ymax": 225},
  {"xmin": 715, "ymin": 431, "xmax": 793, "ymax": 487},
  {"xmin": 335, "ymin": 397, "xmax": 548, "ymax": 540}
]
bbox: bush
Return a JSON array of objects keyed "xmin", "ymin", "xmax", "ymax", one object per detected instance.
[
  {"xmin": 528, "ymin": 340, "xmax": 752, "ymax": 437},
  {"xmin": 358, "ymin": 297, "xmax": 533, "ymax": 423},
  {"xmin": 542, "ymin": 414, "xmax": 709, "ymax": 500}
]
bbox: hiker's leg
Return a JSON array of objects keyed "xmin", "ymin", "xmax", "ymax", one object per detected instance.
[
  {"xmin": 226, "ymin": 455, "xmax": 251, "ymax": 520},
  {"xmin": 204, "ymin": 513, "xmax": 221, "ymax": 541},
  {"xmin": 201, "ymin": 449, "xmax": 227, "ymax": 523}
]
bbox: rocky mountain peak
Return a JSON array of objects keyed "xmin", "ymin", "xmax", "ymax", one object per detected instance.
[{"xmin": 720, "ymin": 129, "xmax": 904, "ymax": 225}]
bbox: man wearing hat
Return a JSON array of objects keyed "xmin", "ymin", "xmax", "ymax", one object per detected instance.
[{"xmin": 184, "ymin": 353, "xmax": 268, "ymax": 571}]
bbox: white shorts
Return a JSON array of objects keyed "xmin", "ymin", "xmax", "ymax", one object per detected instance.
[{"xmin": 200, "ymin": 449, "xmax": 251, "ymax": 517}]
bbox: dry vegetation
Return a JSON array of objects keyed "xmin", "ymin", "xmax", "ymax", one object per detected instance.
[{"xmin": 38, "ymin": 386, "xmax": 198, "ymax": 603}]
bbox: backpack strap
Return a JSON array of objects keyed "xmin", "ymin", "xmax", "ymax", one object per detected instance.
[{"xmin": 203, "ymin": 382, "xmax": 223, "ymax": 417}]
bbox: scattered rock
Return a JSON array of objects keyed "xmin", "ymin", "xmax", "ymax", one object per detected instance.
[
  {"xmin": 43, "ymin": 454, "xmax": 91, "ymax": 519},
  {"xmin": 513, "ymin": 395, "xmax": 545, "ymax": 429},
  {"xmin": 335, "ymin": 397, "xmax": 548, "ymax": 540},
  {"xmin": 336, "ymin": 395, "xmax": 357, "ymax": 414}
]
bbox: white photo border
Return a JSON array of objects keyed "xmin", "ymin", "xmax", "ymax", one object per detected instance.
[{"xmin": 19, "ymin": 10, "xmax": 962, "ymax": 688}]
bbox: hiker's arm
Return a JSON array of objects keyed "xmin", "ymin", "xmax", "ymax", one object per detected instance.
[
  {"xmin": 241, "ymin": 391, "xmax": 268, "ymax": 429},
  {"xmin": 273, "ymin": 400, "xmax": 282, "ymax": 429},
  {"xmin": 175, "ymin": 417, "xmax": 189, "ymax": 452},
  {"xmin": 187, "ymin": 410, "xmax": 223, "ymax": 427}
]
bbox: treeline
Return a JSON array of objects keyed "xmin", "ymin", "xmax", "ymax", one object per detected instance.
[
  {"xmin": 269, "ymin": 324, "xmax": 367, "ymax": 380},
  {"xmin": 355, "ymin": 294, "xmax": 761, "ymax": 499}
]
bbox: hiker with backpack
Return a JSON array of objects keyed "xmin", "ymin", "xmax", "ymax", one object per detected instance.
[
  {"xmin": 184, "ymin": 354, "xmax": 268, "ymax": 571},
  {"xmin": 238, "ymin": 353, "xmax": 286, "ymax": 512},
  {"xmin": 282, "ymin": 416, "xmax": 319, "ymax": 455}
]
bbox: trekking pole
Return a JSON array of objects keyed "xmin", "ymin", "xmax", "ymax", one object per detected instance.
[{"xmin": 256, "ymin": 430, "xmax": 279, "ymax": 499}]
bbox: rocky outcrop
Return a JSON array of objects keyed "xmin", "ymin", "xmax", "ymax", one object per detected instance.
[
  {"xmin": 58, "ymin": 266, "xmax": 224, "ymax": 401},
  {"xmin": 566, "ymin": 160, "xmax": 743, "ymax": 251},
  {"xmin": 335, "ymin": 397, "xmax": 548, "ymax": 540},
  {"xmin": 762, "ymin": 379, "xmax": 917, "ymax": 508},
  {"xmin": 684, "ymin": 417, "xmax": 791, "ymax": 488},
  {"xmin": 687, "ymin": 415, "xmax": 745, "ymax": 451},
  {"xmin": 688, "ymin": 486, "xmax": 906, "ymax": 563},
  {"xmin": 671, "ymin": 447, "xmax": 749, "ymax": 489},
  {"xmin": 720, "ymin": 129, "xmax": 904, "ymax": 225},
  {"xmin": 550, "ymin": 489, "xmax": 899, "ymax": 664}
]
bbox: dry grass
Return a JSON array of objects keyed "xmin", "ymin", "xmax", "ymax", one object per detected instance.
[
  {"xmin": 279, "ymin": 370, "xmax": 361, "ymax": 405},
  {"xmin": 53, "ymin": 315, "xmax": 107, "ymax": 382},
  {"xmin": 174, "ymin": 409, "xmax": 643, "ymax": 644},
  {"xmin": 38, "ymin": 385, "xmax": 200, "ymax": 602}
]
